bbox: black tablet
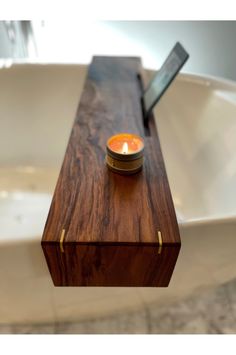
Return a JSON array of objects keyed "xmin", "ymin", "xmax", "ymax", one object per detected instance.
[{"xmin": 143, "ymin": 42, "xmax": 189, "ymax": 121}]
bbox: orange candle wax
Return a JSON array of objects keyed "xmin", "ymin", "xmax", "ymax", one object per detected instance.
[
  {"xmin": 107, "ymin": 133, "xmax": 144, "ymax": 155},
  {"xmin": 106, "ymin": 133, "xmax": 144, "ymax": 175}
]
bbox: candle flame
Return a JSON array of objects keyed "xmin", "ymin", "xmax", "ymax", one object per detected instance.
[{"xmin": 122, "ymin": 142, "xmax": 129, "ymax": 154}]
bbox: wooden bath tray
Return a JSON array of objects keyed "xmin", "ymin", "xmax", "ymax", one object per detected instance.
[{"xmin": 41, "ymin": 56, "xmax": 181, "ymax": 287}]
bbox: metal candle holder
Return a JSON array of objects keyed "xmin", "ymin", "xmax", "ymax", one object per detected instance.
[{"xmin": 106, "ymin": 133, "xmax": 144, "ymax": 175}]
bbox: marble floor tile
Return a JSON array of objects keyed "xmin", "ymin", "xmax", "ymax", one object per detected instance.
[
  {"xmin": 224, "ymin": 278, "xmax": 236, "ymax": 317},
  {"xmin": 147, "ymin": 280, "xmax": 236, "ymax": 334},
  {"xmin": 0, "ymin": 324, "xmax": 13, "ymax": 334},
  {"xmin": 0, "ymin": 323, "xmax": 56, "ymax": 334},
  {"xmin": 11, "ymin": 324, "xmax": 56, "ymax": 334},
  {"xmin": 55, "ymin": 310, "xmax": 148, "ymax": 334},
  {"xmin": 2, "ymin": 277, "xmax": 236, "ymax": 334}
]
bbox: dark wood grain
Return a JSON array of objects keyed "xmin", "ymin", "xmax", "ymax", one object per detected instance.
[
  {"xmin": 43, "ymin": 243, "xmax": 180, "ymax": 287},
  {"xmin": 42, "ymin": 56, "xmax": 181, "ymax": 287}
]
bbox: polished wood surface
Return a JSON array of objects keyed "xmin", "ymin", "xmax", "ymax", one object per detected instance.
[
  {"xmin": 43, "ymin": 243, "xmax": 180, "ymax": 287},
  {"xmin": 42, "ymin": 56, "xmax": 181, "ymax": 286}
]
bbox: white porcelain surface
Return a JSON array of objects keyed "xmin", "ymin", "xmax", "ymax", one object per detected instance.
[
  {"xmin": 153, "ymin": 73, "xmax": 236, "ymax": 225},
  {"xmin": 0, "ymin": 167, "xmax": 57, "ymax": 242},
  {"xmin": 0, "ymin": 63, "xmax": 236, "ymax": 324}
]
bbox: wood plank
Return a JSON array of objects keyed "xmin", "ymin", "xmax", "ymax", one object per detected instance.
[
  {"xmin": 43, "ymin": 243, "xmax": 180, "ymax": 287},
  {"xmin": 42, "ymin": 56, "xmax": 181, "ymax": 286}
]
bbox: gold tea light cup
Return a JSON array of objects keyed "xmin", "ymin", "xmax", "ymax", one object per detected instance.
[{"xmin": 106, "ymin": 133, "xmax": 144, "ymax": 175}]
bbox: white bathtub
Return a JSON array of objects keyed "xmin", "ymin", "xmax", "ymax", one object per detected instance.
[{"xmin": 0, "ymin": 63, "xmax": 236, "ymax": 324}]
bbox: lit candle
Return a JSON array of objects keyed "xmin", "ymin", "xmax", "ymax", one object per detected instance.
[{"xmin": 106, "ymin": 133, "xmax": 144, "ymax": 175}]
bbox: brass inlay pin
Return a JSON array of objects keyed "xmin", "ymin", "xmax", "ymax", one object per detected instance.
[
  {"xmin": 157, "ymin": 230, "xmax": 163, "ymax": 254},
  {"xmin": 60, "ymin": 229, "xmax": 65, "ymax": 253}
]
